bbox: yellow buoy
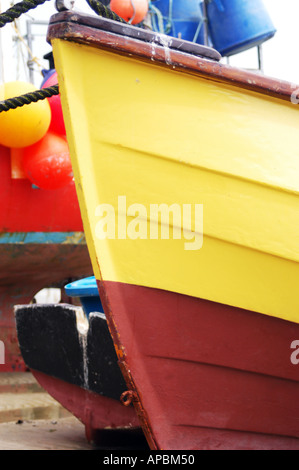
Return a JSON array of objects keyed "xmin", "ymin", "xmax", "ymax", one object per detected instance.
[{"xmin": 0, "ymin": 81, "xmax": 51, "ymax": 148}]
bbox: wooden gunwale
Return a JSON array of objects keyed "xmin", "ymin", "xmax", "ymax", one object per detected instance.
[{"xmin": 47, "ymin": 11, "xmax": 299, "ymax": 105}]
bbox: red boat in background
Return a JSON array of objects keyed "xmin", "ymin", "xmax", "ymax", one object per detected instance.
[{"xmin": 0, "ymin": 143, "xmax": 92, "ymax": 371}]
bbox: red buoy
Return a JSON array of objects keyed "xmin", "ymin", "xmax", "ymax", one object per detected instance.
[
  {"xmin": 110, "ymin": 0, "xmax": 148, "ymax": 24},
  {"xmin": 41, "ymin": 71, "xmax": 66, "ymax": 136},
  {"xmin": 23, "ymin": 132, "xmax": 73, "ymax": 190}
]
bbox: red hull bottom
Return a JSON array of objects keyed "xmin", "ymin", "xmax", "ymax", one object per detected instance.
[
  {"xmin": 32, "ymin": 370, "xmax": 140, "ymax": 443},
  {"xmin": 98, "ymin": 281, "xmax": 299, "ymax": 450}
]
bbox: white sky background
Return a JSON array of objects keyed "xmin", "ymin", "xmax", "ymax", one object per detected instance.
[
  {"xmin": 0, "ymin": 0, "xmax": 299, "ymax": 86},
  {"xmin": 229, "ymin": 0, "xmax": 299, "ymax": 83}
]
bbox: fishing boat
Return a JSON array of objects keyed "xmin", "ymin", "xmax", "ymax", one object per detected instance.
[
  {"xmin": 15, "ymin": 305, "xmax": 141, "ymax": 443},
  {"xmin": 21, "ymin": 4, "xmax": 299, "ymax": 450},
  {"xmin": 15, "ymin": 277, "xmax": 141, "ymax": 444},
  {"xmin": 0, "ymin": 143, "xmax": 92, "ymax": 371}
]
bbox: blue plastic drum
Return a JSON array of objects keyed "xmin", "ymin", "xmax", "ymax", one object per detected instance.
[
  {"xmin": 150, "ymin": 0, "xmax": 205, "ymax": 44},
  {"xmin": 206, "ymin": 0, "xmax": 276, "ymax": 56},
  {"xmin": 64, "ymin": 276, "xmax": 103, "ymax": 317}
]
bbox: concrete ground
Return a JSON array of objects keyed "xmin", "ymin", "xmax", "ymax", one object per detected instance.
[
  {"xmin": 0, "ymin": 416, "xmax": 93, "ymax": 450},
  {"xmin": 0, "ymin": 372, "xmax": 90, "ymax": 450},
  {"xmin": 0, "ymin": 372, "xmax": 148, "ymax": 450}
]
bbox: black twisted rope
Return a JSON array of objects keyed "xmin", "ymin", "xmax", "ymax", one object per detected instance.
[
  {"xmin": 0, "ymin": 0, "xmax": 126, "ymax": 29},
  {"xmin": 0, "ymin": 0, "xmax": 51, "ymax": 28},
  {"xmin": 0, "ymin": 0, "xmax": 127, "ymax": 112},
  {"xmin": 0, "ymin": 85, "xmax": 59, "ymax": 112},
  {"xmin": 86, "ymin": 0, "xmax": 126, "ymax": 23}
]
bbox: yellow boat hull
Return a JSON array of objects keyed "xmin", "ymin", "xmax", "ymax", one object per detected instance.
[{"xmin": 50, "ymin": 32, "xmax": 299, "ymax": 323}]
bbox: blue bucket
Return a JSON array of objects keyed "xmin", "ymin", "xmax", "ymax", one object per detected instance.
[
  {"xmin": 206, "ymin": 0, "xmax": 276, "ymax": 56},
  {"xmin": 64, "ymin": 276, "xmax": 103, "ymax": 318},
  {"xmin": 150, "ymin": 0, "xmax": 205, "ymax": 44}
]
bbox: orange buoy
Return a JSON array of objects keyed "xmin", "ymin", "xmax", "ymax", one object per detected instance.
[
  {"xmin": 0, "ymin": 81, "xmax": 51, "ymax": 148},
  {"xmin": 41, "ymin": 71, "xmax": 66, "ymax": 136},
  {"xmin": 23, "ymin": 132, "xmax": 73, "ymax": 190},
  {"xmin": 110, "ymin": 0, "xmax": 148, "ymax": 24}
]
